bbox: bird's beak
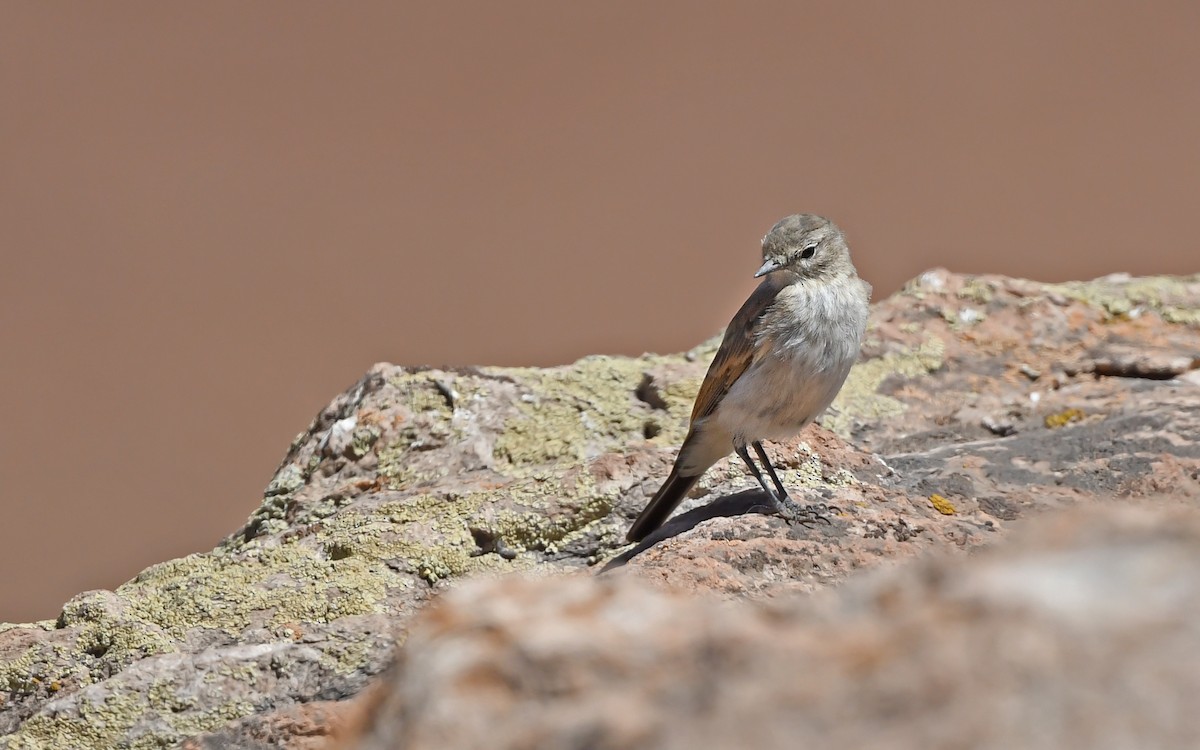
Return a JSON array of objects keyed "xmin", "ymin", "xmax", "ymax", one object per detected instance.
[{"xmin": 754, "ymin": 259, "xmax": 780, "ymax": 278}]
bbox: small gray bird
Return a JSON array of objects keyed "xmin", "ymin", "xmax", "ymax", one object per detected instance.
[{"xmin": 627, "ymin": 214, "xmax": 871, "ymax": 542}]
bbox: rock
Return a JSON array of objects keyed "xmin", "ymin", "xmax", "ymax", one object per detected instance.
[
  {"xmin": 1086, "ymin": 344, "xmax": 1198, "ymax": 380},
  {"xmin": 339, "ymin": 505, "xmax": 1200, "ymax": 750},
  {"xmin": 1, "ymin": 271, "xmax": 1199, "ymax": 748},
  {"xmin": 180, "ymin": 701, "xmax": 358, "ymax": 750}
]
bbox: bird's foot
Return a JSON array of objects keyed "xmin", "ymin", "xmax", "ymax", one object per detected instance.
[{"xmin": 773, "ymin": 494, "xmax": 838, "ymax": 527}]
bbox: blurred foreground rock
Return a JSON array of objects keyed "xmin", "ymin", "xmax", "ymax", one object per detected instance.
[
  {"xmin": 344, "ymin": 505, "xmax": 1200, "ymax": 750},
  {"xmin": 2, "ymin": 271, "xmax": 1199, "ymax": 748}
]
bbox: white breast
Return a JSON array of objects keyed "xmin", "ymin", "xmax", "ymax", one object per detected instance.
[{"xmin": 712, "ymin": 277, "xmax": 869, "ymax": 443}]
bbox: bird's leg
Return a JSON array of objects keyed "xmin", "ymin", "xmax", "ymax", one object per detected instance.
[
  {"xmin": 734, "ymin": 442, "xmax": 779, "ymax": 506},
  {"xmin": 751, "ymin": 441, "xmax": 834, "ymax": 526},
  {"xmin": 752, "ymin": 440, "xmax": 790, "ymax": 502}
]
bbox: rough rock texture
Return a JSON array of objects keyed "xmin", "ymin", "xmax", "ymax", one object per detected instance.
[
  {"xmin": 178, "ymin": 701, "xmax": 355, "ymax": 750},
  {"xmin": 343, "ymin": 505, "xmax": 1200, "ymax": 750},
  {"xmin": 1, "ymin": 271, "xmax": 1199, "ymax": 748}
]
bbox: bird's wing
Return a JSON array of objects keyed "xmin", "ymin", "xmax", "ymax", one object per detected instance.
[{"xmin": 690, "ymin": 273, "xmax": 788, "ymax": 424}]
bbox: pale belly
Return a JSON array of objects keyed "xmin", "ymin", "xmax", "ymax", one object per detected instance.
[
  {"xmin": 675, "ymin": 275, "xmax": 870, "ymax": 475},
  {"xmin": 711, "ymin": 345, "xmax": 856, "ymax": 442}
]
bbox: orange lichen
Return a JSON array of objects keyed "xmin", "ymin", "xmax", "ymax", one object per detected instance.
[
  {"xmin": 929, "ymin": 494, "xmax": 957, "ymax": 515},
  {"xmin": 1044, "ymin": 408, "xmax": 1085, "ymax": 429}
]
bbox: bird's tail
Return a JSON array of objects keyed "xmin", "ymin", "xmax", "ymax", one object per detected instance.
[{"xmin": 626, "ymin": 466, "xmax": 702, "ymax": 543}]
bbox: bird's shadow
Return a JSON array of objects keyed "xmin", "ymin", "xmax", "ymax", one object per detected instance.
[{"xmin": 600, "ymin": 488, "xmax": 783, "ymax": 573}]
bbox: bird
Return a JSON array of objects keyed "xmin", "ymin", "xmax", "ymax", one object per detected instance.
[{"xmin": 627, "ymin": 214, "xmax": 871, "ymax": 543}]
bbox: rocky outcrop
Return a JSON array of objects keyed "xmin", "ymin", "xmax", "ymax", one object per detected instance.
[
  {"xmin": 343, "ymin": 505, "xmax": 1200, "ymax": 750},
  {"xmin": 2, "ymin": 271, "xmax": 1199, "ymax": 749}
]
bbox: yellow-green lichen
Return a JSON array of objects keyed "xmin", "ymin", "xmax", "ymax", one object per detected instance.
[
  {"xmin": 316, "ymin": 631, "xmax": 387, "ymax": 676},
  {"xmin": 117, "ymin": 537, "xmax": 401, "ymax": 641},
  {"xmin": 644, "ymin": 376, "xmax": 703, "ymax": 447},
  {"xmin": 820, "ymin": 337, "xmax": 946, "ymax": 437},
  {"xmin": 1048, "ymin": 275, "xmax": 1200, "ymax": 325},
  {"xmin": 376, "ymin": 442, "xmax": 446, "ymax": 490},
  {"xmin": 486, "ymin": 494, "xmax": 615, "ymax": 556},
  {"xmin": 0, "ymin": 621, "xmax": 52, "ymax": 635},
  {"xmin": 384, "ymin": 373, "xmax": 455, "ymax": 416},
  {"xmin": 781, "ymin": 443, "xmax": 827, "ymax": 486},
  {"xmin": 0, "ymin": 638, "xmax": 86, "ymax": 701},
  {"xmin": 10, "ymin": 673, "xmax": 257, "ymax": 750},
  {"xmin": 1044, "ymin": 407, "xmax": 1085, "ymax": 429},
  {"xmin": 788, "ymin": 443, "xmax": 859, "ymax": 488},
  {"xmin": 1, "ymin": 476, "xmax": 569, "ymax": 746},
  {"xmin": 371, "ymin": 495, "xmax": 534, "ymax": 584},
  {"xmin": 957, "ymin": 278, "xmax": 996, "ymax": 304},
  {"xmin": 263, "ymin": 464, "xmax": 307, "ymax": 498},
  {"xmin": 1161, "ymin": 306, "xmax": 1200, "ymax": 326},
  {"xmin": 455, "ymin": 468, "xmax": 619, "ymax": 561},
  {"xmin": 144, "ymin": 675, "xmax": 258, "ymax": 739},
  {"xmin": 826, "ymin": 468, "xmax": 860, "ymax": 486},
  {"xmin": 349, "ymin": 425, "xmax": 381, "ymax": 457},
  {"xmin": 370, "ymin": 372, "xmax": 465, "ymax": 489},
  {"xmin": 239, "ymin": 473, "xmax": 309, "ymax": 542},
  {"xmin": 75, "ymin": 619, "xmax": 175, "ymax": 669},
  {"xmin": 487, "ymin": 356, "xmax": 657, "ymax": 472},
  {"xmin": 697, "ymin": 458, "xmax": 750, "ymax": 495},
  {"xmin": 941, "ymin": 306, "xmax": 986, "ymax": 330}
]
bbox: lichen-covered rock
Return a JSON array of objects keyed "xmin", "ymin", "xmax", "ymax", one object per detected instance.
[
  {"xmin": 179, "ymin": 701, "xmax": 355, "ymax": 750},
  {"xmin": 341, "ymin": 505, "xmax": 1200, "ymax": 750},
  {"xmin": 1, "ymin": 271, "xmax": 1198, "ymax": 748}
]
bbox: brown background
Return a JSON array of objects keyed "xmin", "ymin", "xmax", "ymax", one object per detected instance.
[{"xmin": 2, "ymin": 2, "xmax": 1198, "ymax": 622}]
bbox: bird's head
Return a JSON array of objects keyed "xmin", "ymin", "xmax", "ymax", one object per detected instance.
[{"xmin": 755, "ymin": 214, "xmax": 853, "ymax": 280}]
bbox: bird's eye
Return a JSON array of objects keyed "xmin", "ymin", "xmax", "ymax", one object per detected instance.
[{"xmin": 799, "ymin": 243, "xmax": 818, "ymax": 259}]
